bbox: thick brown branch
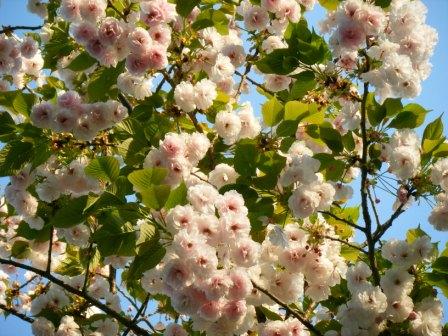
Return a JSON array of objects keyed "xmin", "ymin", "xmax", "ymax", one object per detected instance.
[
  {"xmin": 251, "ymin": 281, "xmax": 322, "ymax": 336},
  {"xmin": 0, "ymin": 303, "xmax": 34, "ymax": 323},
  {"xmin": 0, "ymin": 258, "xmax": 150, "ymax": 336}
]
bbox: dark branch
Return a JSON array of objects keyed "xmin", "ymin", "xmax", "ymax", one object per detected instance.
[
  {"xmin": 118, "ymin": 93, "xmax": 133, "ymax": 115},
  {"xmin": 122, "ymin": 294, "xmax": 150, "ymax": 336},
  {"xmin": 0, "ymin": 258, "xmax": 150, "ymax": 336},
  {"xmin": 319, "ymin": 211, "xmax": 366, "ymax": 232},
  {"xmin": 0, "ymin": 25, "xmax": 42, "ymax": 35},
  {"xmin": 0, "ymin": 303, "xmax": 34, "ymax": 324},
  {"xmin": 373, "ymin": 202, "xmax": 406, "ymax": 242},
  {"xmin": 319, "ymin": 234, "xmax": 368, "ymax": 255},
  {"xmin": 251, "ymin": 281, "xmax": 323, "ymax": 336}
]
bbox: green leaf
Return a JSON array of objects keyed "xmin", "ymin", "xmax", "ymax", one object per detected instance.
[
  {"xmin": 128, "ymin": 168, "xmax": 167, "ymax": 191},
  {"xmin": 11, "ymin": 241, "xmax": 30, "ymax": 259},
  {"xmin": 388, "ymin": 103, "xmax": 427, "ymax": 129},
  {"xmin": 141, "ymin": 185, "xmax": 171, "ymax": 210},
  {"xmin": 0, "ymin": 141, "xmax": 33, "ymax": 176},
  {"xmin": 87, "ymin": 62, "xmax": 125, "ymax": 102},
  {"xmin": 191, "ymin": 9, "xmax": 229, "ymax": 35},
  {"xmin": 234, "ymin": 140, "xmax": 259, "ymax": 176},
  {"xmin": 13, "ymin": 91, "xmax": 32, "ymax": 116},
  {"xmin": 432, "ymin": 257, "xmax": 448, "ymax": 274},
  {"xmin": 164, "ymin": 182, "xmax": 187, "ymax": 209},
  {"xmin": 366, "ymin": 93, "xmax": 386, "ymax": 127},
  {"xmin": 257, "ymin": 306, "xmax": 282, "ymax": 321},
  {"xmin": 340, "ymin": 245, "xmax": 360, "ymax": 262},
  {"xmin": 176, "ymin": 0, "xmax": 200, "ymax": 17},
  {"xmin": 51, "ymin": 196, "xmax": 88, "ymax": 228},
  {"xmin": 85, "ymin": 156, "xmax": 120, "ymax": 182},
  {"xmin": 423, "ymin": 116, "xmax": 444, "ymax": 141},
  {"xmin": 255, "ymin": 49, "xmax": 298, "ymax": 75},
  {"xmin": 0, "ymin": 112, "xmax": 16, "ymax": 141},
  {"xmin": 92, "ymin": 221, "xmax": 136, "ymax": 256},
  {"xmin": 319, "ymin": 0, "xmax": 341, "ymax": 10},
  {"xmin": 406, "ymin": 226, "xmax": 427, "ymax": 244},
  {"xmin": 276, "ymin": 120, "xmax": 299, "ymax": 137},
  {"xmin": 424, "ymin": 272, "xmax": 448, "ymax": 297},
  {"xmin": 262, "ymin": 97, "xmax": 283, "ymax": 126},
  {"xmin": 66, "ymin": 51, "xmax": 97, "ymax": 71},
  {"xmin": 128, "ymin": 239, "xmax": 165, "ymax": 279},
  {"xmin": 136, "ymin": 222, "xmax": 157, "ymax": 253},
  {"xmin": 85, "ymin": 192, "xmax": 125, "ymax": 214},
  {"xmin": 319, "ymin": 123, "xmax": 343, "ymax": 153},
  {"xmin": 284, "ymin": 101, "xmax": 309, "ymax": 121},
  {"xmin": 375, "ymin": 0, "xmax": 392, "ymax": 8},
  {"xmin": 289, "ymin": 71, "xmax": 316, "ymax": 100},
  {"xmin": 383, "ymin": 98, "xmax": 402, "ymax": 117}
]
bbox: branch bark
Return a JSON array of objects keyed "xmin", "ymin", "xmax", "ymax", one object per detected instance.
[
  {"xmin": 251, "ymin": 281, "xmax": 322, "ymax": 336},
  {"xmin": 0, "ymin": 303, "xmax": 34, "ymax": 324},
  {"xmin": 0, "ymin": 25, "xmax": 42, "ymax": 34},
  {"xmin": 0, "ymin": 258, "xmax": 150, "ymax": 336},
  {"xmin": 122, "ymin": 294, "xmax": 150, "ymax": 336}
]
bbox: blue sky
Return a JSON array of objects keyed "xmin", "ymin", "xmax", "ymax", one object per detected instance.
[{"xmin": 0, "ymin": 0, "xmax": 447, "ymax": 334}]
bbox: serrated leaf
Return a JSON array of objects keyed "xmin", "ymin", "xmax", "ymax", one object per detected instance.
[
  {"xmin": 85, "ymin": 156, "xmax": 120, "ymax": 182},
  {"xmin": 423, "ymin": 116, "xmax": 443, "ymax": 141},
  {"xmin": 141, "ymin": 185, "xmax": 171, "ymax": 210},
  {"xmin": 262, "ymin": 97, "xmax": 283, "ymax": 126},
  {"xmin": 66, "ymin": 51, "xmax": 97, "ymax": 71},
  {"xmin": 87, "ymin": 62, "xmax": 125, "ymax": 102},
  {"xmin": 319, "ymin": 123, "xmax": 343, "ymax": 153},
  {"xmin": 284, "ymin": 101, "xmax": 309, "ymax": 121},
  {"xmin": 51, "ymin": 196, "xmax": 88, "ymax": 228},
  {"xmin": 388, "ymin": 103, "xmax": 427, "ymax": 129},
  {"xmin": 176, "ymin": 0, "xmax": 200, "ymax": 17},
  {"xmin": 164, "ymin": 182, "xmax": 187, "ymax": 209},
  {"xmin": 128, "ymin": 168, "xmax": 168, "ymax": 192}
]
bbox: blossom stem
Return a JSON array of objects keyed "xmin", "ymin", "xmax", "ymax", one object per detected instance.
[
  {"xmin": 251, "ymin": 281, "xmax": 323, "ymax": 336},
  {"xmin": 0, "ymin": 258, "xmax": 150, "ymax": 336}
]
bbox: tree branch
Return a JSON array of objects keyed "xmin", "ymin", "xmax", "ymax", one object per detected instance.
[
  {"xmin": 319, "ymin": 234, "xmax": 368, "ymax": 255},
  {"xmin": 251, "ymin": 281, "xmax": 322, "ymax": 336},
  {"xmin": 0, "ymin": 25, "xmax": 42, "ymax": 35},
  {"xmin": 118, "ymin": 93, "xmax": 133, "ymax": 115},
  {"xmin": 122, "ymin": 294, "xmax": 150, "ymax": 336},
  {"xmin": 360, "ymin": 78, "xmax": 380, "ymax": 285},
  {"xmin": 0, "ymin": 258, "xmax": 150, "ymax": 336},
  {"xmin": 0, "ymin": 303, "xmax": 34, "ymax": 324},
  {"xmin": 319, "ymin": 211, "xmax": 366, "ymax": 232},
  {"xmin": 373, "ymin": 202, "xmax": 406, "ymax": 242},
  {"xmin": 46, "ymin": 227, "xmax": 54, "ymax": 273},
  {"xmin": 367, "ymin": 188, "xmax": 381, "ymax": 228}
]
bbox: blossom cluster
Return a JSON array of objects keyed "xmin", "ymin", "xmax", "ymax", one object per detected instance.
[
  {"xmin": 31, "ymin": 91, "xmax": 128, "ymax": 140},
  {"xmin": 0, "ymin": 34, "xmax": 43, "ymax": 90},
  {"xmin": 215, "ymin": 102, "xmax": 261, "ymax": 145},
  {"xmin": 321, "ymin": 0, "xmax": 438, "ymax": 101},
  {"xmin": 143, "ymin": 131, "xmax": 211, "ymax": 185},
  {"xmin": 381, "ymin": 129, "xmax": 421, "ymax": 180},
  {"xmin": 429, "ymin": 159, "xmax": 448, "ymax": 231},
  {"xmin": 336, "ymin": 236, "xmax": 438, "ymax": 336},
  {"xmin": 4, "ymin": 157, "xmax": 101, "ymax": 231}
]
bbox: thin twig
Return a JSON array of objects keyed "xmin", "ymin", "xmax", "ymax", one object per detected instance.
[
  {"xmin": 234, "ymin": 50, "xmax": 259, "ymax": 99},
  {"xmin": 319, "ymin": 211, "xmax": 365, "ymax": 232},
  {"xmin": 235, "ymin": 70, "xmax": 272, "ymax": 95},
  {"xmin": 118, "ymin": 93, "xmax": 133, "ymax": 115},
  {"xmin": 0, "ymin": 258, "xmax": 150, "ymax": 336},
  {"xmin": 367, "ymin": 188, "xmax": 381, "ymax": 229},
  {"xmin": 373, "ymin": 202, "xmax": 406, "ymax": 242},
  {"xmin": 320, "ymin": 235, "xmax": 368, "ymax": 255},
  {"xmin": 83, "ymin": 243, "xmax": 94, "ymax": 293},
  {"xmin": 122, "ymin": 294, "xmax": 150, "ymax": 336},
  {"xmin": 0, "ymin": 303, "xmax": 34, "ymax": 323},
  {"xmin": 251, "ymin": 281, "xmax": 322, "ymax": 336},
  {"xmin": 46, "ymin": 227, "xmax": 54, "ymax": 273}
]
